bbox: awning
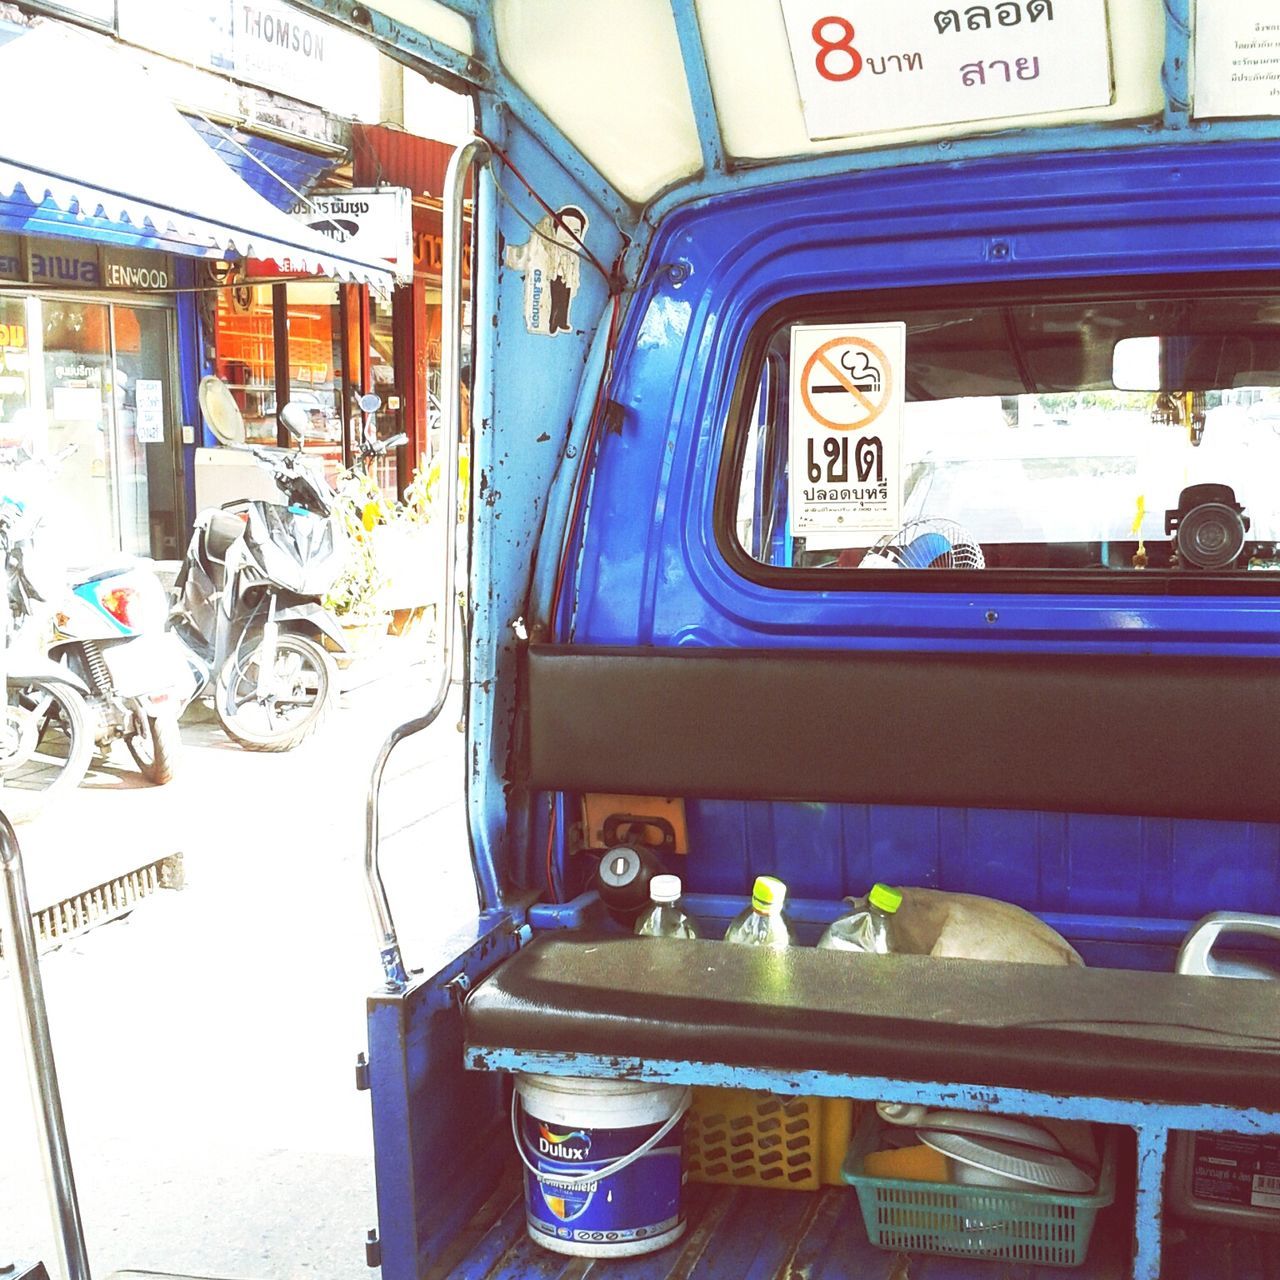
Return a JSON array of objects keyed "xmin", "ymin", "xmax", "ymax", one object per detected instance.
[{"xmin": 0, "ymin": 23, "xmax": 394, "ymax": 291}]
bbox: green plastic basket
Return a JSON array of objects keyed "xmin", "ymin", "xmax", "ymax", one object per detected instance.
[{"xmin": 842, "ymin": 1112, "xmax": 1116, "ymax": 1269}]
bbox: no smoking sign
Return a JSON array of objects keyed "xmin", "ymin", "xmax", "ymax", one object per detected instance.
[{"xmin": 789, "ymin": 322, "xmax": 905, "ymax": 538}]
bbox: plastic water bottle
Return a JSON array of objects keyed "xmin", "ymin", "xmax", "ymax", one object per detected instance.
[
  {"xmin": 817, "ymin": 882, "xmax": 902, "ymax": 953},
  {"xmin": 635, "ymin": 874, "xmax": 701, "ymax": 938},
  {"xmin": 723, "ymin": 875, "xmax": 791, "ymax": 948}
]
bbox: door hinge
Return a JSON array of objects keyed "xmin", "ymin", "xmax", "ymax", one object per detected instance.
[{"xmin": 355, "ymin": 1051, "xmax": 370, "ymax": 1092}]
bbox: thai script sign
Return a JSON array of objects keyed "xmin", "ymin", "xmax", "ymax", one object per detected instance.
[
  {"xmin": 788, "ymin": 322, "xmax": 906, "ymax": 537},
  {"xmin": 780, "ymin": 0, "xmax": 1113, "ymax": 140},
  {"xmin": 288, "ymin": 188, "xmax": 413, "ymax": 285},
  {"xmin": 1194, "ymin": 1, "xmax": 1280, "ymax": 119}
]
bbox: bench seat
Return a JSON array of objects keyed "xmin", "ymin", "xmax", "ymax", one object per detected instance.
[{"xmin": 464, "ymin": 934, "xmax": 1280, "ymax": 1112}]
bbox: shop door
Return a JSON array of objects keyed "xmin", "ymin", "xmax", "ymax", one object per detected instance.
[
  {"xmin": 40, "ymin": 298, "xmax": 180, "ymax": 560},
  {"xmin": 41, "ymin": 298, "xmax": 117, "ymax": 556},
  {"xmin": 113, "ymin": 304, "xmax": 181, "ymax": 558}
]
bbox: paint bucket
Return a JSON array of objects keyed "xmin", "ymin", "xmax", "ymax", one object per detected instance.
[{"xmin": 513, "ymin": 1073, "xmax": 691, "ymax": 1257}]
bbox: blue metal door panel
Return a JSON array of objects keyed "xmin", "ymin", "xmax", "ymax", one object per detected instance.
[
  {"xmin": 573, "ymin": 143, "xmax": 1280, "ymax": 654},
  {"xmin": 680, "ymin": 800, "xmax": 1280, "ymax": 933}
]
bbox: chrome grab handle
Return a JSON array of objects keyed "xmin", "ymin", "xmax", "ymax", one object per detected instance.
[
  {"xmin": 1, "ymin": 812, "xmax": 92, "ymax": 1280},
  {"xmin": 365, "ymin": 138, "xmax": 489, "ymax": 991},
  {"xmin": 1177, "ymin": 910, "xmax": 1280, "ymax": 978}
]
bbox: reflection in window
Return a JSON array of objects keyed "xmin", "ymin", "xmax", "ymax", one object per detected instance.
[
  {"xmin": 214, "ymin": 284, "xmax": 276, "ymax": 443},
  {"xmin": 734, "ymin": 292, "xmax": 1280, "ymax": 576},
  {"xmin": 286, "ymin": 281, "xmax": 346, "ymax": 476}
]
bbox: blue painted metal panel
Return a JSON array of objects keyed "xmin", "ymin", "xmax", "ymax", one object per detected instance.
[
  {"xmin": 183, "ymin": 117, "xmax": 340, "ymax": 210},
  {"xmin": 366, "ymin": 912, "xmax": 522, "ymax": 1280},
  {"xmin": 552, "ymin": 141, "xmax": 1280, "ymax": 931}
]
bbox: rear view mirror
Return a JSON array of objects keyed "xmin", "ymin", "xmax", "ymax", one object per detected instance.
[
  {"xmin": 198, "ymin": 376, "xmax": 247, "ymax": 447},
  {"xmin": 358, "ymin": 392, "xmax": 382, "ymax": 415},
  {"xmin": 279, "ymin": 402, "xmax": 310, "ymax": 443},
  {"xmin": 1113, "ymin": 333, "xmax": 1280, "ymax": 392},
  {"xmin": 1111, "ymin": 336, "xmax": 1161, "ymax": 392}
]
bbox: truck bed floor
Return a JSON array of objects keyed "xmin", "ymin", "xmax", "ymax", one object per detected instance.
[{"xmin": 425, "ymin": 1168, "xmax": 1162, "ymax": 1279}]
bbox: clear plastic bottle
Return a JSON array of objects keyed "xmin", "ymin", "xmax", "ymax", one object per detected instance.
[
  {"xmin": 723, "ymin": 875, "xmax": 791, "ymax": 948},
  {"xmin": 817, "ymin": 882, "xmax": 902, "ymax": 953},
  {"xmin": 635, "ymin": 874, "xmax": 702, "ymax": 938}
]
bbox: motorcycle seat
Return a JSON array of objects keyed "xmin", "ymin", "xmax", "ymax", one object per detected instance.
[{"xmin": 203, "ymin": 509, "xmax": 245, "ymax": 563}]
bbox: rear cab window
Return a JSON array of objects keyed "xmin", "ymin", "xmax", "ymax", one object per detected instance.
[{"xmin": 724, "ymin": 281, "xmax": 1280, "ymax": 586}]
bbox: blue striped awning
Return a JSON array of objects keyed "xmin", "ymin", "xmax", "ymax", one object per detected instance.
[{"xmin": 0, "ymin": 24, "xmax": 390, "ymax": 289}]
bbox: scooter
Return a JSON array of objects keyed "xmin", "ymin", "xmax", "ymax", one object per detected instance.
[
  {"xmin": 172, "ymin": 380, "xmax": 401, "ymax": 751},
  {"xmin": 1, "ymin": 445, "xmax": 199, "ymax": 793}
]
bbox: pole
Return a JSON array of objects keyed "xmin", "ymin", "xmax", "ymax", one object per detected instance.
[{"xmin": 0, "ymin": 813, "xmax": 92, "ymax": 1280}]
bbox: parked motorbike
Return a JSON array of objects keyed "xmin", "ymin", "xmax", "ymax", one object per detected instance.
[
  {"xmin": 0, "ymin": 446, "xmax": 197, "ymax": 803},
  {"xmin": 172, "ymin": 379, "xmax": 400, "ymax": 752}
]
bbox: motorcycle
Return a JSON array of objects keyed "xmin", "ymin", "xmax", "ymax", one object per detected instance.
[
  {"xmin": 172, "ymin": 380, "xmax": 404, "ymax": 751},
  {"xmin": 0, "ymin": 446, "xmax": 197, "ymax": 804}
]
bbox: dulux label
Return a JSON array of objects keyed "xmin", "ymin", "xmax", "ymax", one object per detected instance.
[{"xmin": 521, "ymin": 1108, "xmax": 685, "ymax": 1245}]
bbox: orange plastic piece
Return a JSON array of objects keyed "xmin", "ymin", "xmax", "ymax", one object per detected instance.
[
  {"xmin": 863, "ymin": 1144, "xmax": 952, "ymax": 1183},
  {"xmin": 581, "ymin": 793, "xmax": 688, "ymax": 854}
]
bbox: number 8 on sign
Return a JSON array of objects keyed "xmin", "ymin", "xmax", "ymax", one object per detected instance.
[{"xmin": 812, "ymin": 16, "xmax": 861, "ymax": 82}]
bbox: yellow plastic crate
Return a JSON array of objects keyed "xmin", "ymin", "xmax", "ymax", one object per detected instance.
[{"xmin": 684, "ymin": 1088, "xmax": 856, "ymax": 1190}]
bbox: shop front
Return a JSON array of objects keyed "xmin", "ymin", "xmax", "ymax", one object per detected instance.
[
  {"xmin": 0, "ymin": 237, "xmax": 186, "ymax": 559},
  {"xmin": 0, "ymin": 21, "xmax": 394, "ymax": 561}
]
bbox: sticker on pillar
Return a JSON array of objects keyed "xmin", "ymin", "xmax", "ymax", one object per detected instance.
[
  {"xmin": 787, "ymin": 323, "xmax": 905, "ymax": 538},
  {"xmin": 504, "ymin": 206, "xmax": 589, "ymax": 337}
]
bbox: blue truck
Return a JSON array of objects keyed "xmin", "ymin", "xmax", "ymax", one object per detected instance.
[{"xmin": 9, "ymin": 2, "xmax": 1280, "ymax": 1277}]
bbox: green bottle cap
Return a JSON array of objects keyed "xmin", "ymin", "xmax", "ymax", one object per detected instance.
[
  {"xmin": 868, "ymin": 882, "xmax": 903, "ymax": 914},
  {"xmin": 752, "ymin": 875, "xmax": 787, "ymax": 913}
]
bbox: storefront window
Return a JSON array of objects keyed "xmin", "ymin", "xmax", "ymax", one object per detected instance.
[
  {"xmin": 368, "ymin": 292, "xmax": 403, "ymax": 495},
  {"xmin": 42, "ymin": 298, "xmax": 119, "ymax": 554},
  {"xmin": 0, "ymin": 295, "xmax": 32, "ymax": 441},
  {"xmin": 286, "ymin": 281, "xmax": 345, "ymax": 473},
  {"xmin": 214, "ymin": 284, "xmax": 277, "ymax": 443}
]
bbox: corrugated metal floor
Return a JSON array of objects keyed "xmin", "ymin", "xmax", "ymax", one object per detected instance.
[{"xmin": 427, "ymin": 1169, "xmax": 1151, "ymax": 1279}]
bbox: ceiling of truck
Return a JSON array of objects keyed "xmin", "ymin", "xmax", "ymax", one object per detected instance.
[{"xmin": 354, "ymin": 0, "xmax": 1166, "ymax": 207}]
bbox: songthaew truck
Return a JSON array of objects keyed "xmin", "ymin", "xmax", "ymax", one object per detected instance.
[{"xmin": 7, "ymin": 1, "xmax": 1280, "ymax": 1278}]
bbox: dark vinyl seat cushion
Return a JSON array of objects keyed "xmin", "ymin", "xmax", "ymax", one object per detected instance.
[{"xmin": 464, "ymin": 935, "xmax": 1280, "ymax": 1112}]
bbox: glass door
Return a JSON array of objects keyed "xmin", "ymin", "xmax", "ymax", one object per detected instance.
[
  {"xmin": 112, "ymin": 303, "xmax": 181, "ymax": 558},
  {"xmin": 40, "ymin": 298, "xmax": 117, "ymax": 559}
]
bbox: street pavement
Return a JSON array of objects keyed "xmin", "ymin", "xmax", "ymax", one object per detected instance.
[{"xmin": 1, "ymin": 650, "xmax": 476, "ymax": 1279}]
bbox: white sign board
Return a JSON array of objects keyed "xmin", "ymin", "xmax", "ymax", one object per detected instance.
[
  {"xmin": 780, "ymin": 0, "xmax": 1113, "ymax": 141},
  {"xmin": 117, "ymin": 0, "xmax": 380, "ymax": 120},
  {"xmin": 135, "ymin": 379, "xmax": 164, "ymax": 444},
  {"xmin": 292, "ymin": 189, "xmax": 414, "ymax": 286},
  {"xmin": 1193, "ymin": 2, "xmax": 1280, "ymax": 119},
  {"xmin": 788, "ymin": 323, "xmax": 906, "ymax": 538}
]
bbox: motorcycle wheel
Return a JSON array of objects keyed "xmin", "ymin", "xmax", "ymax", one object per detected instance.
[
  {"xmin": 1, "ymin": 678, "xmax": 94, "ymax": 819},
  {"xmin": 215, "ymin": 631, "xmax": 337, "ymax": 752},
  {"xmin": 125, "ymin": 710, "xmax": 183, "ymax": 785}
]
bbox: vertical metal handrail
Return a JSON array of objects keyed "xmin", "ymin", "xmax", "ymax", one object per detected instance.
[
  {"xmin": 365, "ymin": 138, "xmax": 490, "ymax": 990},
  {"xmin": 1, "ymin": 811, "xmax": 92, "ymax": 1280}
]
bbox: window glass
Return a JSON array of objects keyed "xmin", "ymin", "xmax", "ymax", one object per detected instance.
[
  {"xmin": 365, "ymin": 292, "xmax": 405, "ymax": 495},
  {"xmin": 214, "ymin": 284, "xmax": 276, "ymax": 443},
  {"xmin": 286, "ymin": 282, "xmax": 345, "ymax": 473},
  {"xmin": 733, "ymin": 291, "xmax": 1280, "ymax": 576},
  {"xmin": 0, "ymin": 296, "xmax": 32, "ymax": 441},
  {"xmin": 42, "ymin": 298, "xmax": 117, "ymax": 554}
]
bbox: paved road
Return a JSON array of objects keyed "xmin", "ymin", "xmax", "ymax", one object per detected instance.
[{"xmin": 1, "ymin": 654, "xmax": 476, "ymax": 1279}]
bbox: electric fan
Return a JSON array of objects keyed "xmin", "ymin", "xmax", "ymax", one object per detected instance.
[{"xmin": 859, "ymin": 517, "xmax": 986, "ymax": 569}]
